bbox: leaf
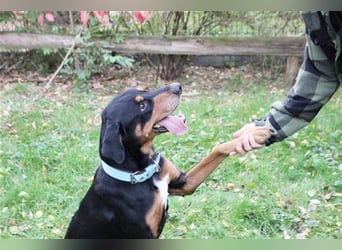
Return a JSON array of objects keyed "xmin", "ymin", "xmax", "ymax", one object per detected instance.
[
  {"xmin": 298, "ymin": 206, "xmax": 308, "ymax": 218},
  {"xmin": 51, "ymin": 228, "xmax": 62, "ymax": 235},
  {"xmin": 333, "ymin": 192, "xmax": 342, "ymax": 197},
  {"xmin": 175, "ymin": 225, "xmax": 188, "ymax": 233},
  {"xmin": 306, "ymin": 220, "xmax": 320, "ymax": 228},
  {"xmin": 308, "ymin": 199, "xmax": 321, "ymax": 212},
  {"xmin": 283, "ymin": 230, "xmax": 291, "ymax": 239},
  {"xmin": 293, "ymin": 217, "xmax": 302, "ymax": 223},
  {"xmin": 9, "ymin": 218, "xmax": 16, "ymax": 225},
  {"xmin": 226, "ymin": 182, "xmax": 235, "ymax": 191},
  {"xmin": 9, "ymin": 224, "xmax": 30, "ymax": 235},
  {"xmin": 307, "ymin": 190, "xmax": 316, "ymax": 197},
  {"xmin": 18, "ymin": 191, "xmax": 28, "ymax": 197},
  {"xmin": 115, "ymin": 35, "xmax": 124, "ymax": 44},
  {"xmin": 91, "ymin": 83, "xmax": 104, "ymax": 89},
  {"xmin": 324, "ymin": 193, "xmax": 332, "ymax": 201},
  {"xmin": 287, "ymin": 141, "xmax": 296, "ymax": 148},
  {"xmin": 35, "ymin": 210, "xmax": 43, "ymax": 218},
  {"xmin": 296, "ymin": 229, "xmax": 310, "ymax": 239}
]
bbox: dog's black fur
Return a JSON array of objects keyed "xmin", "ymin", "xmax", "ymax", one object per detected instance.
[{"xmin": 65, "ymin": 83, "xmax": 271, "ymax": 239}]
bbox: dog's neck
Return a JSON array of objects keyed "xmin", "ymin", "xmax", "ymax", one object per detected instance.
[
  {"xmin": 101, "ymin": 147, "xmax": 158, "ymax": 170},
  {"xmin": 101, "ymin": 153, "xmax": 161, "ymax": 184}
]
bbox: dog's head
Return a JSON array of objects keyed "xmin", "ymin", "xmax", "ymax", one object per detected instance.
[{"xmin": 100, "ymin": 82, "xmax": 187, "ymax": 165}]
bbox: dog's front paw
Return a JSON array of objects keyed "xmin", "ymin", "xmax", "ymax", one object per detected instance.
[{"xmin": 213, "ymin": 141, "xmax": 237, "ymax": 155}]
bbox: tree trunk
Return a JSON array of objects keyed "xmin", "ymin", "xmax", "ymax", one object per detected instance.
[{"xmin": 284, "ymin": 56, "xmax": 301, "ymax": 86}]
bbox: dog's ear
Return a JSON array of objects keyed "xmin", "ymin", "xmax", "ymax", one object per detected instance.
[{"xmin": 100, "ymin": 120, "xmax": 125, "ymax": 164}]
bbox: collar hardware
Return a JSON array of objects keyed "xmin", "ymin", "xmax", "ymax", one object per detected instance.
[{"xmin": 102, "ymin": 153, "xmax": 161, "ymax": 184}]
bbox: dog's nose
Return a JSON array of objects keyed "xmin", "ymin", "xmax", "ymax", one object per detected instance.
[{"xmin": 171, "ymin": 82, "xmax": 182, "ymax": 95}]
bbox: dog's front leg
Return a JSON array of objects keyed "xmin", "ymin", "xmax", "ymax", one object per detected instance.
[
  {"xmin": 168, "ymin": 127, "xmax": 271, "ymax": 196},
  {"xmin": 168, "ymin": 140, "xmax": 235, "ymax": 196}
]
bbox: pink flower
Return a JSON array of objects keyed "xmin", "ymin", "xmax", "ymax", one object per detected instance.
[
  {"xmin": 92, "ymin": 10, "xmax": 110, "ymax": 26},
  {"xmin": 45, "ymin": 12, "xmax": 55, "ymax": 22},
  {"xmin": 38, "ymin": 14, "xmax": 44, "ymax": 26},
  {"xmin": 38, "ymin": 12, "xmax": 54, "ymax": 26},
  {"xmin": 133, "ymin": 11, "xmax": 153, "ymax": 24},
  {"xmin": 80, "ymin": 11, "xmax": 89, "ymax": 27}
]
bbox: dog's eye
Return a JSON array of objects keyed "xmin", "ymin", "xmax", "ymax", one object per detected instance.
[{"xmin": 139, "ymin": 101, "xmax": 147, "ymax": 111}]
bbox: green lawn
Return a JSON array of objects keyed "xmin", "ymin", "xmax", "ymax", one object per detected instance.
[{"xmin": 0, "ymin": 81, "xmax": 341, "ymax": 239}]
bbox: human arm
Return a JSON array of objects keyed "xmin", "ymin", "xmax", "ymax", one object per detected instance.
[{"xmin": 232, "ymin": 33, "xmax": 340, "ymax": 155}]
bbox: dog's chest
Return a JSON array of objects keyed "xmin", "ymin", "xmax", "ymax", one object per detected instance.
[{"xmin": 153, "ymin": 174, "xmax": 169, "ymax": 208}]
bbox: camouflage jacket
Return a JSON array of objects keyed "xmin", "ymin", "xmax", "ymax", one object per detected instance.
[{"xmin": 255, "ymin": 11, "xmax": 341, "ymax": 145}]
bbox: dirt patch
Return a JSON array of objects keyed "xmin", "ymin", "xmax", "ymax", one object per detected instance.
[{"xmin": 0, "ymin": 51, "xmax": 288, "ymax": 96}]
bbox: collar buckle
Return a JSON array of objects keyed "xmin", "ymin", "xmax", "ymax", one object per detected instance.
[{"xmin": 130, "ymin": 171, "xmax": 141, "ymax": 184}]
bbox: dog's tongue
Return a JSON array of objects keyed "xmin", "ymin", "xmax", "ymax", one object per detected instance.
[{"xmin": 158, "ymin": 115, "xmax": 187, "ymax": 136}]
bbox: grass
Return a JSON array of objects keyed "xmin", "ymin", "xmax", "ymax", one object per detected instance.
[{"xmin": 0, "ymin": 80, "xmax": 341, "ymax": 239}]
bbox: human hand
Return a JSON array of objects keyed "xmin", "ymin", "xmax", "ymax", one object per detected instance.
[{"xmin": 230, "ymin": 123, "xmax": 272, "ymax": 156}]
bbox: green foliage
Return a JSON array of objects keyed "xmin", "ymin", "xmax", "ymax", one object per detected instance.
[
  {"xmin": 1, "ymin": 11, "xmax": 304, "ymax": 82},
  {"xmin": 0, "ymin": 81, "xmax": 340, "ymax": 239},
  {"xmin": 111, "ymin": 11, "xmax": 302, "ymax": 80},
  {"xmin": 40, "ymin": 48, "xmax": 52, "ymax": 56},
  {"xmin": 102, "ymin": 54, "xmax": 135, "ymax": 68},
  {"xmin": 0, "ymin": 12, "xmax": 14, "ymax": 22},
  {"xmin": 110, "ymin": 11, "xmax": 303, "ymax": 37},
  {"xmin": 1, "ymin": 11, "xmax": 135, "ymax": 83},
  {"xmin": 58, "ymin": 27, "xmax": 135, "ymax": 83}
]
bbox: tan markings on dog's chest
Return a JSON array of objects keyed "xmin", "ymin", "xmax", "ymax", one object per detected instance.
[
  {"xmin": 145, "ymin": 174, "xmax": 169, "ymax": 237},
  {"xmin": 135, "ymin": 123, "xmax": 155, "ymax": 155}
]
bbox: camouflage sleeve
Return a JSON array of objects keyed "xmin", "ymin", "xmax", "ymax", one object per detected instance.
[{"xmin": 255, "ymin": 34, "xmax": 340, "ymax": 145}]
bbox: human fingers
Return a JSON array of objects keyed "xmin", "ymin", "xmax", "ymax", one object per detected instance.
[
  {"xmin": 252, "ymin": 127, "xmax": 273, "ymax": 144},
  {"xmin": 243, "ymin": 134, "xmax": 252, "ymax": 151},
  {"xmin": 229, "ymin": 151, "xmax": 237, "ymax": 156},
  {"xmin": 241, "ymin": 134, "xmax": 264, "ymax": 153},
  {"xmin": 235, "ymin": 141, "xmax": 247, "ymax": 155},
  {"xmin": 248, "ymin": 134, "xmax": 264, "ymax": 149},
  {"xmin": 233, "ymin": 123, "xmax": 256, "ymax": 138}
]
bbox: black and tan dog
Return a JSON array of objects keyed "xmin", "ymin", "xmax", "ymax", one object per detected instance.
[{"xmin": 65, "ymin": 82, "xmax": 270, "ymax": 239}]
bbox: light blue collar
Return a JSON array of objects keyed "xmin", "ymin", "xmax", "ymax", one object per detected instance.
[{"xmin": 101, "ymin": 154, "xmax": 161, "ymax": 184}]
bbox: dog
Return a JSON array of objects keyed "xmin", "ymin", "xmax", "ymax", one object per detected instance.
[{"xmin": 65, "ymin": 82, "xmax": 271, "ymax": 239}]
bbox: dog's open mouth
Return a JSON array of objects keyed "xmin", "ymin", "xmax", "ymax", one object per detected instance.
[{"xmin": 153, "ymin": 114, "xmax": 187, "ymax": 136}]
